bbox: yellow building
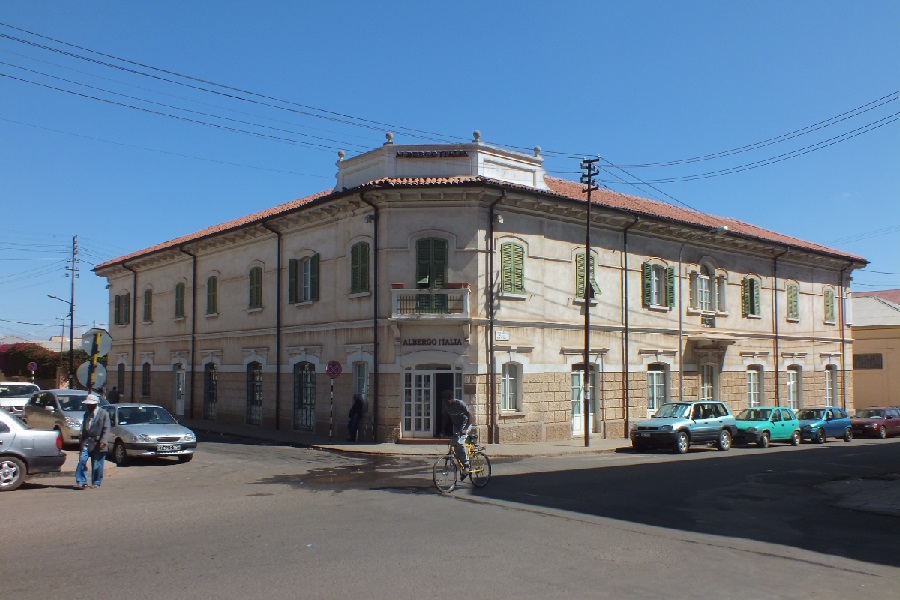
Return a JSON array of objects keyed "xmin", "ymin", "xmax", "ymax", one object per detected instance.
[{"xmin": 851, "ymin": 291, "xmax": 900, "ymax": 409}]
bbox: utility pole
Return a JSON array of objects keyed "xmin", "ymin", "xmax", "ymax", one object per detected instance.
[
  {"xmin": 66, "ymin": 236, "xmax": 78, "ymax": 388},
  {"xmin": 580, "ymin": 157, "xmax": 600, "ymax": 448}
]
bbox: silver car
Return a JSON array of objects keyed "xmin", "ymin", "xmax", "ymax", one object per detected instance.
[
  {"xmin": 0, "ymin": 409, "xmax": 66, "ymax": 491},
  {"xmin": 0, "ymin": 382, "xmax": 40, "ymax": 416},
  {"xmin": 21, "ymin": 390, "xmax": 110, "ymax": 445},
  {"xmin": 102, "ymin": 404, "xmax": 197, "ymax": 465}
]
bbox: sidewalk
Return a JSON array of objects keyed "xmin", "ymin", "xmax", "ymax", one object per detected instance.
[{"xmin": 180, "ymin": 418, "xmax": 629, "ymax": 457}]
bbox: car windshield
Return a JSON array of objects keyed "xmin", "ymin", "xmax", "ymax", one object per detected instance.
[
  {"xmin": 654, "ymin": 403, "xmax": 690, "ymax": 418},
  {"xmin": 0, "ymin": 384, "xmax": 39, "ymax": 398},
  {"xmin": 796, "ymin": 408, "xmax": 826, "ymax": 420},
  {"xmin": 57, "ymin": 394, "xmax": 109, "ymax": 411},
  {"xmin": 737, "ymin": 408, "xmax": 772, "ymax": 421},
  {"xmin": 855, "ymin": 409, "xmax": 885, "ymax": 419},
  {"xmin": 117, "ymin": 406, "xmax": 176, "ymax": 425}
]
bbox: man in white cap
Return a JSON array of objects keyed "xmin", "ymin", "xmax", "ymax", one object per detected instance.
[{"xmin": 74, "ymin": 394, "xmax": 110, "ymax": 489}]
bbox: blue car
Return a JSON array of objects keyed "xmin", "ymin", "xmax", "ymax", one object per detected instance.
[{"xmin": 796, "ymin": 406, "xmax": 852, "ymax": 444}]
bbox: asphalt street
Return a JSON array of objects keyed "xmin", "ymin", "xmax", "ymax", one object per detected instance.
[{"xmin": 4, "ymin": 436, "xmax": 898, "ymax": 599}]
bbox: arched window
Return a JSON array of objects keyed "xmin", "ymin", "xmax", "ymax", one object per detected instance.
[
  {"xmin": 203, "ymin": 363, "xmax": 218, "ymax": 420},
  {"xmin": 246, "ymin": 361, "xmax": 263, "ymax": 425},
  {"xmin": 293, "ymin": 362, "xmax": 316, "ymax": 431}
]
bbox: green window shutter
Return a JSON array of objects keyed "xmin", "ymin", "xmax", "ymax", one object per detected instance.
[
  {"xmin": 589, "ymin": 255, "xmax": 600, "ymax": 297},
  {"xmin": 288, "ymin": 259, "xmax": 298, "ymax": 304},
  {"xmin": 787, "ymin": 284, "xmax": 799, "ymax": 319},
  {"xmin": 742, "ymin": 278, "xmax": 750, "ymax": 317},
  {"xmin": 501, "ymin": 243, "xmax": 514, "ymax": 294},
  {"xmin": 416, "ymin": 239, "xmax": 431, "ymax": 287},
  {"xmin": 642, "ymin": 262, "xmax": 652, "ymax": 307},
  {"xmin": 143, "ymin": 290, "xmax": 152, "ymax": 322},
  {"xmin": 666, "ymin": 266, "xmax": 676, "ymax": 307},
  {"xmin": 310, "ymin": 253, "xmax": 319, "ymax": 301},
  {"xmin": 207, "ymin": 277, "xmax": 217, "ymax": 314},
  {"xmin": 576, "ymin": 253, "xmax": 586, "ymax": 299},
  {"xmin": 512, "ymin": 243, "xmax": 524, "ymax": 294},
  {"xmin": 114, "ymin": 295, "xmax": 121, "ymax": 326},
  {"xmin": 825, "ymin": 289, "xmax": 835, "ymax": 322},
  {"xmin": 249, "ymin": 267, "xmax": 262, "ymax": 308},
  {"xmin": 752, "ymin": 279, "xmax": 761, "ymax": 316},
  {"xmin": 351, "ymin": 243, "xmax": 369, "ymax": 293},
  {"xmin": 689, "ymin": 271, "xmax": 698, "ymax": 309},
  {"xmin": 175, "ymin": 283, "xmax": 185, "ymax": 318},
  {"xmin": 432, "ymin": 239, "xmax": 447, "ymax": 288},
  {"xmin": 124, "ymin": 293, "xmax": 131, "ymax": 324}
]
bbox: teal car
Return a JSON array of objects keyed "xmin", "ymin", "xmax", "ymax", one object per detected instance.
[
  {"xmin": 797, "ymin": 406, "xmax": 853, "ymax": 443},
  {"xmin": 733, "ymin": 406, "xmax": 801, "ymax": 448}
]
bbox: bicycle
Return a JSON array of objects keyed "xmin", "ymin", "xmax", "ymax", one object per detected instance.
[{"xmin": 432, "ymin": 430, "xmax": 491, "ymax": 493}]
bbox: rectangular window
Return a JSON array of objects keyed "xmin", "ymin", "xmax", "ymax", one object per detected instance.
[
  {"xmin": 853, "ymin": 353, "xmax": 883, "ymax": 370},
  {"xmin": 175, "ymin": 282, "xmax": 185, "ymax": 318},
  {"xmin": 203, "ymin": 363, "xmax": 218, "ymax": 420},
  {"xmin": 786, "ymin": 367, "xmax": 800, "ymax": 410},
  {"xmin": 351, "ymin": 243, "xmax": 370, "ymax": 294},
  {"xmin": 576, "ymin": 253, "xmax": 600, "ymax": 300},
  {"xmin": 698, "ymin": 273, "xmax": 711, "ymax": 312},
  {"xmin": 642, "ymin": 263, "xmax": 670, "ymax": 307},
  {"xmin": 647, "ymin": 365, "xmax": 666, "ymax": 410},
  {"xmin": 500, "ymin": 242, "xmax": 525, "ymax": 295},
  {"xmin": 501, "ymin": 362, "xmax": 521, "ymax": 411},
  {"xmin": 716, "ymin": 276, "xmax": 727, "ymax": 312},
  {"xmin": 747, "ymin": 367, "xmax": 761, "ymax": 407},
  {"xmin": 143, "ymin": 289, "xmax": 152, "ymax": 322},
  {"xmin": 206, "ymin": 276, "xmax": 218, "ymax": 315},
  {"xmin": 353, "ymin": 361, "xmax": 368, "ymax": 400},
  {"xmin": 699, "ymin": 364, "xmax": 715, "ymax": 401},
  {"xmin": 824, "ymin": 366, "xmax": 835, "ymax": 405},
  {"xmin": 289, "ymin": 255, "xmax": 320, "ymax": 303},
  {"xmin": 246, "ymin": 362, "xmax": 263, "ymax": 425},
  {"xmin": 249, "ymin": 267, "xmax": 263, "ymax": 308}
]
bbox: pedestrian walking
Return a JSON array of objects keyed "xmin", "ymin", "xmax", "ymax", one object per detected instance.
[
  {"xmin": 107, "ymin": 386, "xmax": 121, "ymax": 403},
  {"xmin": 74, "ymin": 394, "xmax": 110, "ymax": 489},
  {"xmin": 347, "ymin": 394, "xmax": 364, "ymax": 441}
]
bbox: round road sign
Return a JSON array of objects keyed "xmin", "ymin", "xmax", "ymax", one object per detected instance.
[
  {"xmin": 27, "ymin": 361, "xmax": 38, "ymax": 372},
  {"xmin": 76, "ymin": 362, "xmax": 107, "ymax": 389},
  {"xmin": 81, "ymin": 328, "xmax": 113, "ymax": 357},
  {"xmin": 325, "ymin": 361, "xmax": 342, "ymax": 379}
]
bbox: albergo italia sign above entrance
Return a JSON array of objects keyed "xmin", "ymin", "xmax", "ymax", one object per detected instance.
[{"xmin": 402, "ymin": 338, "xmax": 464, "ymax": 347}]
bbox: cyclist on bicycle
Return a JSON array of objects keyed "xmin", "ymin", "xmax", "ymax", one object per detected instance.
[{"xmin": 442, "ymin": 389, "xmax": 472, "ymax": 478}]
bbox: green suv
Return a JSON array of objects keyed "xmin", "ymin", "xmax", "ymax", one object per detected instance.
[{"xmin": 630, "ymin": 401, "xmax": 738, "ymax": 454}]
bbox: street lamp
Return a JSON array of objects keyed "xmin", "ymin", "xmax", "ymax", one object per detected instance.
[{"xmin": 48, "ymin": 294, "xmax": 75, "ymax": 388}]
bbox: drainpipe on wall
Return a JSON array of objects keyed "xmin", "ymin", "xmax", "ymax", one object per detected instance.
[
  {"xmin": 358, "ymin": 192, "xmax": 380, "ymax": 443},
  {"xmin": 123, "ymin": 263, "xmax": 137, "ymax": 400},
  {"xmin": 261, "ymin": 223, "xmax": 283, "ymax": 430},
  {"xmin": 772, "ymin": 248, "xmax": 788, "ymax": 406},
  {"xmin": 488, "ymin": 191, "xmax": 505, "ymax": 445},
  {"xmin": 178, "ymin": 246, "xmax": 198, "ymax": 419},
  {"xmin": 621, "ymin": 217, "xmax": 640, "ymax": 439},
  {"xmin": 839, "ymin": 261, "xmax": 853, "ymax": 411}
]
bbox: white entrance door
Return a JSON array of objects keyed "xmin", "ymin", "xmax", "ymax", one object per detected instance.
[
  {"xmin": 403, "ymin": 372, "xmax": 433, "ymax": 438},
  {"xmin": 173, "ymin": 366, "xmax": 186, "ymax": 416},
  {"xmin": 571, "ymin": 369, "xmax": 595, "ymax": 436}
]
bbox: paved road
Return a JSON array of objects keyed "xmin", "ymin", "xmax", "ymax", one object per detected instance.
[{"xmin": 4, "ymin": 437, "xmax": 898, "ymax": 599}]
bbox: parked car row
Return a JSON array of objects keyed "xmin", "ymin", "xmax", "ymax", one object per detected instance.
[
  {"xmin": 630, "ymin": 400, "xmax": 899, "ymax": 453},
  {"xmin": 0, "ymin": 388, "xmax": 199, "ymax": 490}
]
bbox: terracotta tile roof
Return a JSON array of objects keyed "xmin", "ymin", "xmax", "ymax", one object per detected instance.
[
  {"xmin": 95, "ymin": 175, "xmax": 865, "ymax": 270},
  {"xmin": 855, "ymin": 289, "xmax": 900, "ymax": 303}
]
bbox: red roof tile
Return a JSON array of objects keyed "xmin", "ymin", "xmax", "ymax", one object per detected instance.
[
  {"xmin": 95, "ymin": 176, "xmax": 865, "ymax": 270},
  {"xmin": 855, "ymin": 289, "xmax": 900, "ymax": 303}
]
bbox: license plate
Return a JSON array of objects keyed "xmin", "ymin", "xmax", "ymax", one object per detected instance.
[
  {"xmin": 157, "ymin": 444, "xmax": 181, "ymax": 452},
  {"xmin": 641, "ymin": 432, "xmax": 650, "ymax": 437}
]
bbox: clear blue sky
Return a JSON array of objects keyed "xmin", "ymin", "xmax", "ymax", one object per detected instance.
[{"xmin": 2, "ymin": 1, "xmax": 898, "ymax": 342}]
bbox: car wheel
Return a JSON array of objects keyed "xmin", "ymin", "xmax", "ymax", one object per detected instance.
[
  {"xmin": 878, "ymin": 426, "xmax": 887, "ymax": 440},
  {"xmin": 716, "ymin": 429, "xmax": 732, "ymax": 451},
  {"xmin": 790, "ymin": 430, "xmax": 801, "ymax": 446},
  {"xmin": 177, "ymin": 454, "xmax": 193, "ymax": 463},
  {"xmin": 816, "ymin": 428, "xmax": 826, "ymax": 444},
  {"xmin": 112, "ymin": 441, "xmax": 129, "ymax": 466},
  {"xmin": 0, "ymin": 456, "xmax": 26, "ymax": 491},
  {"xmin": 843, "ymin": 428, "xmax": 852, "ymax": 443},
  {"xmin": 674, "ymin": 431, "xmax": 690, "ymax": 454},
  {"xmin": 757, "ymin": 431, "xmax": 770, "ymax": 449}
]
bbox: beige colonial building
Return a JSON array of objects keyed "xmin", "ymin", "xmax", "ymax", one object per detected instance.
[{"xmin": 94, "ymin": 134, "xmax": 866, "ymax": 444}]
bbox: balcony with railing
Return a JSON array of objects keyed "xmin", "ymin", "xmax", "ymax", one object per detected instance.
[{"xmin": 390, "ymin": 285, "xmax": 470, "ymax": 319}]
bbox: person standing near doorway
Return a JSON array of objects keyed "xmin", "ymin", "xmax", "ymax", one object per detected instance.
[
  {"xmin": 74, "ymin": 394, "xmax": 110, "ymax": 489},
  {"xmin": 347, "ymin": 394, "xmax": 364, "ymax": 442}
]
